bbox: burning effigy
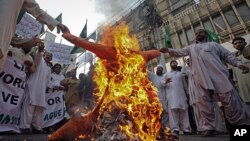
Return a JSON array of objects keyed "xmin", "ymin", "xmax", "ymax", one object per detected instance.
[{"xmin": 48, "ymin": 23, "xmax": 172, "ymax": 141}]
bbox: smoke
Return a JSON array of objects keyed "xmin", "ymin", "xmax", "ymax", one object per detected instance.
[{"xmin": 93, "ymin": 0, "xmax": 135, "ymax": 21}]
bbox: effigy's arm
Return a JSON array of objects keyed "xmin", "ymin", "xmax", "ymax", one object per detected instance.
[
  {"xmin": 62, "ymin": 33, "xmax": 117, "ymax": 60},
  {"xmin": 140, "ymin": 50, "xmax": 161, "ymax": 62}
]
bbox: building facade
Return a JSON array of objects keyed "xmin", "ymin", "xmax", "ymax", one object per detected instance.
[{"xmin": 155, "ymin": 0, "xmax": 250, "ymax": 48}]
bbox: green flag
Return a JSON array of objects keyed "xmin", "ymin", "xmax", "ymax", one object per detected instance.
[
  {"xmin": 164, "ymin": 27, "xmax": 171, "ymax": 48},
  {"xmin": 70, "ymin": 20, "xmax": 88, "ymax": 54},
  {"xmin": 205, "ymin": 29, "xmax": 219, "ymax": 43},
  {"xmin": 17, "ymin": 9, "xmax": 26, "ymax": 24},
  {"xmin": 40, "ymin": 24, "xmax": 45, "ymax": 34},
  {"xmin": 55, "ymin": 13, "xmax": 62, "ymax": 34}
]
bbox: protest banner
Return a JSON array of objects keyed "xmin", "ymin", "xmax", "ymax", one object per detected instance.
[
  {"xmin": 42, "ymin": 90, "xmax": 66, "ymax": 128},
  {"xmin": 0, "ymin": 57, "xmax": 26, "ymax": 133}
]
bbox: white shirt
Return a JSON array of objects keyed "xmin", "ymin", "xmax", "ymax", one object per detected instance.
[
  {"xmin": 161, "ymin": 70, "xmax": 188, "ymax": 109},
  {"xmin": 50, "ymin": 72, "xmax": 65, "ymax": 88},
  {"xmin": 168, "ymin": 42, "xmax": 242, "ymax": 93}
]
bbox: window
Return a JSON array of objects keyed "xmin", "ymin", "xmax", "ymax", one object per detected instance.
[
  {"xmin": 236, "ymin": 3, "xmax": 250, "ymax": 22},
  {"xmin": 178, "ymin": 31, "xmax": 186, "ymax": 47},
  {"xmin": 194, "ymin": 24, "xmax": 202, "ymax": 32},
  {"xmin": 203, "ymin": 20, "xmax": 214, "ymax": 32},
  {"xmin": 224, "ymin": 9, "xmax": 240, "ymax": 27},
  {"xmin": 213, "ymin": 14, "xmax": 227, "ymax": 32},
  {"xmin": 169, "ymin": 0, "xmax": 192, "ymax": 12},
  {"xmin": 186, "ymin": 28, "xmax": 194, "ymax": 44}
]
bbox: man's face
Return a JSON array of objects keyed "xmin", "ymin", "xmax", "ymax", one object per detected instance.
[
  {"xmin": 156, "ymin": 67, "xmax": 163, "ymax": 75},
  {"xmin": 233, "ymin": 39, "xmax": 246, "ymax": 51},
  {"xmin": 195, "ymin": 29, "xmax": 207, "ymax": 42},
  {"xmin": 170, "ymin": 61, "xmax": 178, "ymax": 70},
  {"xmin": 53, "ymin": 65, "xmax": 61, "ymax": 74},
  {"xmin": 44, "ymin": 52, "xmax": 52, "ymax": 62}
]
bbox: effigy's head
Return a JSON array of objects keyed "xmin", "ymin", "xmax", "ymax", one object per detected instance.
[{"xmin": 100, "ymin": 22, "xmax": 140, "ymax": 53}]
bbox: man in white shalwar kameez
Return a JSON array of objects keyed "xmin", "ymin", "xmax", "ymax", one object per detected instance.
[
  {"xmin": 160, "ymin": 29, "xmax": 250, "ymax": 137},
  {"xmin": 182, "ymin": 58, "xmax": 202, "ymax": 133},
  {"xmin": 148, "ymin": 65, "xmax": 168, "ymax": 128},
  {"xmin": 0, "ymin": 0, "xmax": 68, "ymax": 70},
  {"xmin": 232, "ymin": 37, "xmax": 250, "ymax": 108},
  {"xmin": 161, "ymin": 60, "xmax": 191, "ymax": 135},
  {"xmin": 182, "ymin": 58, "xmax": 227, "ymax": 134},
  {"xmin": 20, "ymin": 51, "xmax": 52, "ymax": 133}
]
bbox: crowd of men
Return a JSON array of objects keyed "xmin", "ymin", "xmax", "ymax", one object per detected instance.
[
  {"xmin": 1, "ymin": 36, "xmax": 96, "ymax": 134},
  {"xmin": 0, "ymin": 0, "xmax": 95, "ymax": 136},
  {"xmin": 149, "ymin": 31, "xmax": 250, "ymax": 137}
]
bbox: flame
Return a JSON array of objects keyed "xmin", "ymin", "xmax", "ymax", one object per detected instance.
[{"xmin": 93, "ymin": 23, "xmax": 163, "ymax": 140}]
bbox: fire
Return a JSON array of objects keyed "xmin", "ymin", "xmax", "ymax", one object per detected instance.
[{"xmin": 93, "ymin": 23, "xmax": 163, "ymax": 140}]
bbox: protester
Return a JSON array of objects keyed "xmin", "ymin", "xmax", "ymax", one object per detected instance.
[
  {"xmin": 0, "ymin": 0, "xmax": 69, "ymax": 70},
  {"xmin": 84, "ymin": 62, "xmax": 96, "ymax": 108},
  {"xmin": 232, "ymin": 37, "xmax": 250, "ymax": 107},
  {"xmin": 8, "ymin": 37, "xmax": 44, "ymax": 74},
  {"xmin": 49, "ymin": 64, "xmax": 65, "ymax": 91},
  {"xmin": 20, "ymin": 50, "xmax": 53, "ymax": 133},
  {"xmin": 78, "ymin": 73, "xmax": 87, "ymax": 105},
  {"xmin": 160, "ymin": 29, "xmax": 250, "ymax": 137},
  {"xmin": 61, "ymin": 69, "xmax": 81, "ymax": 117},
  {"xmin": 43, "ymin": 63, "xmax": 67, "ymax": 132},
  {"xmin": 162, "ymin": 60, "xmax": 191, "ymax": 136},
  {"xmin": 148, "ymin": 65, "xmax": 168, "ymax": 129},
  {"xmin": 182, "ymin": 58, "xmax": 199, "ymax": 134},
  {"xmin": 182, "ymin": 58, "xmax": 227, "ymax": 134}
]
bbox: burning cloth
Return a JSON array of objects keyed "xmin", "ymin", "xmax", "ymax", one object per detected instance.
[{"xmin": 49, "ymin": 23, "xmax": 164, "ymax": 141}]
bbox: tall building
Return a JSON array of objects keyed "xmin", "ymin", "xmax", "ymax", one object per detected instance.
[{"xmin": 155, "ymin": 0, "xmax": 250, "ymax": 48}]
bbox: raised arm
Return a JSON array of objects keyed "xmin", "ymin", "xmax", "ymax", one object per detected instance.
[
  {"xmin": 23, "ymin": 0, "xmax": 58, "ymax": 30},
  {"xmin": 62, "ymin": 33, "xmax": 117, "ymax": 60},
  {"xmin": 140, "ymin": 50, "xmax": 161, "ymax": 63},
  {"xmin": 160, "ymin": 47, "xmax": 189, "ymax": 57}
]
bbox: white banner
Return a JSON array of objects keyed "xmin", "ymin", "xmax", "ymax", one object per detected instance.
[
  {"xmin": 0, "ymin": 57, "xmax": 26, "ymax": 133},
  {"xmin": 45, "ymin": 42, "xmax": 73, "ymax": 64},
  {"xmin": 15, "ymin": 13, "xmax": 42, "ymax": 38},
  {"xmin": 42, "ymin": 90, "xmax": 66, "ymax": 128}
]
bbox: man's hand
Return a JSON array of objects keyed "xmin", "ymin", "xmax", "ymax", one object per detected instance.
[
  {"xmin": 37, "ymin": 42, "xmax": 45, "ymax": 52},
  {"xmin": 24, "ymin": 60, "xmax": 33, "ymax": 67},
  {"xmin": 57, "ymin": 23, "xmax": 70, "ymax": 33},
  {"xmin": 160, "ymin": 48, "xmax": 169, "ymax": 53},
  {"xmin": 166, "ymin": 78, "xmax": 172, "ymax": 84},
  {"xmin": 238, "ymin": 64, "xmax": 249, "ymax": 74}
]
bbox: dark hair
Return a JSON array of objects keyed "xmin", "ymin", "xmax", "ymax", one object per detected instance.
[
  {"xmin": 232, "ymin": 37, "xmax": 245, "ymax": 44},
  {"xmin": 48, "ymin": 62, "xmax": 53, "ymax": 67},
  {"xmin": 52, "ymin": 63, "xmax": 61, "ymax": 70},
  {"xmin": 170, "ymin": 60, "xmax": 177, "ymax": 65}
]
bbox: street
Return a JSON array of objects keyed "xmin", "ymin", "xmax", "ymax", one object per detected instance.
[{"xmin": 0, "ymin": 134, "xmax": 229, "ymax": 141}]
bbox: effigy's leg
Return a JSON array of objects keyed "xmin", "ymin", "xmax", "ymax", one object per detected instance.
[{"xmin": 48, "ymin": 87, "xmax": 109, "ymax": 141}]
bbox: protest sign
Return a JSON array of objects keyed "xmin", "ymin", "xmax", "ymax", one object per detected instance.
[
  {"xmin": 16, "ymin": 13, "xmax": 42, "ymax": 38},
  {"xmin": 45, "ymin": 42, "xmax": 73, "ymax": 64}
]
